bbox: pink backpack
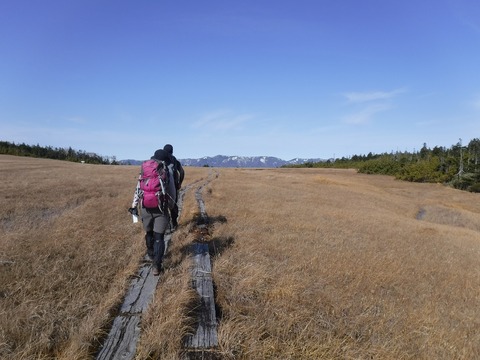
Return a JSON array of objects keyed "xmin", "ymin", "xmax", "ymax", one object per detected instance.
[{"xmin": 139, "ymin": 159, "xmax": 169, "ymax": 210}]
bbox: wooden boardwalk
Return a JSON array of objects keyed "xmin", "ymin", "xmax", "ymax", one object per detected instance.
[
  {"xmin": 183, "ymin": 171, "xmax": 220, "ymax": 358},
  {"xmin": 95, "ymin": 181, "xmax": 190, "ymax": 359},
  {"xmin": 184, "ymin": 242, "xmax": 218, "ymax": 349},
  {"xmin": 96, "ymin": 174, "xmax": 219, "ymax": 359},
  {"xmin": 96, "ymin": 240, "xmax": 169, "ymax": 360}
]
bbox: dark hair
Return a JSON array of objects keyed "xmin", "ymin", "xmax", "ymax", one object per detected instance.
[
  {"xmin": 163, "ymin": 144, "xmax": 173, "ymax": 155},
  {"xmin": 152, "ymin": 149, "xmax": 170, "ymax": 161}
]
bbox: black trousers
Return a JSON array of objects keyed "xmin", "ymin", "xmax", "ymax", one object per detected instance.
[
  {"xmin": 145, "ymin": 231, "xmax": 164, "ymax": 268},
  {"xmin": 170, "ymin": 189, "xmax": 180, "ymax": 227}
]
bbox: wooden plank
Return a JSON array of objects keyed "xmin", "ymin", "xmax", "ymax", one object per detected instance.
[
  {"xmin": 184, "ymin": 243, "xmax": 218, "ymax": 349},
  {"xmin": 96, "ymin": 315, "xmax": 141, "ymax": 360},
  {"xmin": 96, "ymin": 231, "xmax": 173, "ymax": 360},
  {"xmin": 120, "ymin": 264, "xmax": 158, "ymax": 314}
]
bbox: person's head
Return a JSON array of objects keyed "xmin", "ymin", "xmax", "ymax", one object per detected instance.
[
  {"xmin": 152, "ymin": 149, "xmax": 169, "ymax": 162},
  {"xmin": 163, "ymin": 144, "xmax": 173, "ymax": 155}
]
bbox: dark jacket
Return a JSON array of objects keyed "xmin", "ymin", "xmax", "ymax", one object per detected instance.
[
  {"xmin": 162, "ymin": 145, "xmax": 185, "ymax": 190},
  {"xmin": 170, "ymin": 154, "xmax": 184, "ymax": 190}
]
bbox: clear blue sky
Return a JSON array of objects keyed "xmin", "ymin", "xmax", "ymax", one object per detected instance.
[{"xmin": 1, "ymin": 0, "xmax": 479, "ymax": 161}]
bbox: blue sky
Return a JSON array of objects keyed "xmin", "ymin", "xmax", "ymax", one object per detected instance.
[{"xmin": 1, "ymin": 0, "xmax": 479, "ymax": 161}]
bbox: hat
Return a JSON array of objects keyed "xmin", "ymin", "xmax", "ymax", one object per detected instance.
[
  {"xmin": 163, "ymin": 144, "xmax": 173, "ymax": 155},
  {"xmin": 152, "ymin": 149, "xmax": 170, "ymax": 161}
]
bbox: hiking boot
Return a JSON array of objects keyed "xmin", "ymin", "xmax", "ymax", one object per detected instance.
[
  {"xmin": 152, "ymin": 264, "xmax": 162, "ymax": 276},
  {"xmin": 147, "ymin": 251, "xmax": 154, "ymax": 261}
]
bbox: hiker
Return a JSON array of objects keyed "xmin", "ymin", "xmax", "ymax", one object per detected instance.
[
  {"xmin": 163, "ymin": 144, "xmax": 185, "ymax": 228},
  {"xmin": 129, "ymin": 149, "xmax": 176, "ymax": 275}
]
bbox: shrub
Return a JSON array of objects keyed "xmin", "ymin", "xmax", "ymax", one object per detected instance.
[
  {"xmin": 468, "ymin": 183, "xmax": 480, "ymax": 193},
  {"xmin": 396, "ymin": 157, "xmax": 450, "ymax": 183},
  {"xmin": 358, "ymin": 156, "xmax": 402, "ymax": 175}
]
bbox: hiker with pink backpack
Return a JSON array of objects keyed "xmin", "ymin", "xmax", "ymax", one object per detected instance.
[{"xmin": 129, "ymin": 149, "xmax": 177, "ymax": 275}]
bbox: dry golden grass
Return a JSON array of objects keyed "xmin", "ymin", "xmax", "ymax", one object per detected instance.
[
  {"xmin": 0, "ymin": 155, "xmax": 138, "ymax": 359},
  {"xmin": 0, "ymin": 155, "xmax": 207, "ymax": 359},
  {"xmin": 1, "ymin": 157, "xmax": 479, "ymax": 359},
  {"xmin": 205, "ymin": 168, "xmax": 480, "ymax": 359}
]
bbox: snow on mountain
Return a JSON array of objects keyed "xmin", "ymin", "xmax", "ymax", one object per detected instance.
[
  {"xmin": 178, "ymin": 155, "xmax": 325, "ymax": 168},
  {"xmin": 120, "ymin": 155, "xmax": 325, "ymax": 168}
]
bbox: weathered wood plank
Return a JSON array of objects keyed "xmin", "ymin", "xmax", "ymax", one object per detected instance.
[
  {"xmin": 96, "ymin": 315, "xmax": 141, "ymax": 360},
  {"xmin": 95, "ymin": 230, "xmax": 173, "ymax": 360},
  {"xmin": 120, "ymin": 264, "xmax": 158, "ymax": 314},
  {"xmin": 184, "ymin": 243, "xmax": 218, "ymax": 349}
]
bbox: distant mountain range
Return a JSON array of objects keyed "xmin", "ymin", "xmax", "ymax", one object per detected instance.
[{"xmin": 120, "ymin": 155, "xmax": 325, "ymax": 168}]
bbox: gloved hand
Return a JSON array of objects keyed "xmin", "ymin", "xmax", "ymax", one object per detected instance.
[{"xmin": 128, "ymin": 207, "xmax": 139, "ymax": 216}]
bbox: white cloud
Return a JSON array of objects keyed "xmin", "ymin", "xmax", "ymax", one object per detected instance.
[
  {"xmin": 192, "ymin": 110, "xmax": 255, "ymax": 131},
  {"xmin": 340, "ymin": 87, "xmax": 406, "ymax": 125},
  {"xmin": 343, "ymin": 88, "xmax": 406, "ymax": 103},
  {"xmin": 343, "ymin": 104, "xmax": 391, "ymax": 125}
]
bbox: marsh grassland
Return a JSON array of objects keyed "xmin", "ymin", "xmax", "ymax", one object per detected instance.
[{"xmin": 1, "ymin": 156, "xmax": 479, "ymax": 359}]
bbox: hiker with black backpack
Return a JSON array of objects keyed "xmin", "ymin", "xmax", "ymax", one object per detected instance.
[
  {"xmin": 163, "ymin": 144, "xmax": 184, "ymax": 228},
  {"xmin": 129, "ymin": 149, "xmax": 176, "ymax": 276}
]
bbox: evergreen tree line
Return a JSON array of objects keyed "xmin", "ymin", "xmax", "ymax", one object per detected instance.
[
  {"xmin": 0, "ymin": 141, "xmax": 117, "ymax": 165},
  {"xmin": 285, "ymin": 138, "xmax": 480, "ymax": 193}
]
